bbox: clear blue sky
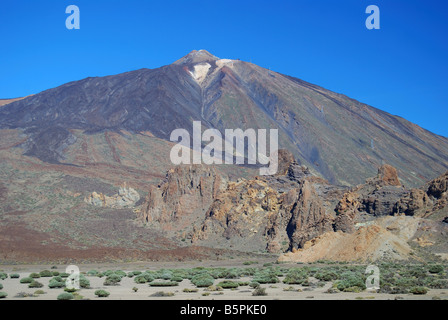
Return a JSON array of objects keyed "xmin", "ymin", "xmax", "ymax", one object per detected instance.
[{"xmin": 1, "ymin": 0, "xmax": 447, "ymax": 137}]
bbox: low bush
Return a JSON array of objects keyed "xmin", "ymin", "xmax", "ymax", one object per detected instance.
[
  {"xmin": 217, "ymin": 281, "xmax": 239, "ymax": 289},
  {"xmin": 79, "ymin": 276, "xmax": 90, "ymax": 289},
  {"xmin": 334, "ymin": 272, "xmax": 366, "ymax": 292},
  {"xmin": 428, "ymin": 265, "xmax": 444, "ymax": 274},
  {"xmin": 0, "ymin": 273, "xmax": 7, "ymax": 280},
  {"xmin": 134, "ymin": 275, "xmax": 148, "ymax": 284},
  {"xmin": 57, "ymin": 293, "xmax": 74, "ymax": 300},
  {"xmin": 29, "ymin": 273, "xmax": 41, "ymax": 279},
  {"xmin": 95, "ymin": 290, "xmax": 110, "ymax": 298},
  {"xmin": 151, "ymin": 291, "xmax": 174, "ymax": 297},
  {"xmin": 0, "ymin": 292, "xmax": 8, "ymax": 299},
  {"xmin": 410, "ymin": 286, "xmax": 428, "ymax": 295},
  {"xmin": 103, "ymin": 274, "xmax": 122, "ymax": 286},
  {"xmin": 191, "ymin": 273, "xmax": 214, "ymax": 288},
  {"xmin": 252, "ymin": 287, "xmax": 267, "ymax": 296},
  {"xmin": 20, "ymin": 277, "xmax": 33, "ymax": 284},
  {"xmin": 28, "ymin": 281, "xmax": 44, "ymax": 289},
  {"xmin": 39, "ymin": 270, "xmax": 53, "ymax": 277},
  {"xmin": 10, "ymin": 274, "xmax": 20, "ymax": 279}
]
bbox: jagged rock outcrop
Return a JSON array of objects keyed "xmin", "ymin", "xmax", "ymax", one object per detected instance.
[
  {"xmin": 190, "ymin": 159, "xmax": 337, "ymax": 253},
  {"xmin": 397, "ymin": 171, "xmax": 448, "ymax": 217},
  {"xmin": 138, "ymin": 165, "xmax": 226, "ymax": 233},
  {"xmin": 84, "ymin": 183, "xmax": 140, "ymax": 208},
  {"xmin": 333, "ymin": 164, "xmax": 408, "ymax": 233}
]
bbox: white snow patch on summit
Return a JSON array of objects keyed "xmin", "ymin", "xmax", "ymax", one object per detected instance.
[{"xmin": 189, "ymin": 63, "xmax": 211, "ymax": 84}]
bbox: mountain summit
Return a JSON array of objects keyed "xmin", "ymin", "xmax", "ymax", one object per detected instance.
[
  {"xmin": 1, "ymin": 50, "xmax": 447, "ymax": 186},
  {"xmin": 173, "ymin": 49, "xmax": 220, "ymax": 65}
]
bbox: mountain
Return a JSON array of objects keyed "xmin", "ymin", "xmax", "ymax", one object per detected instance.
[
  {"xmin": 1, "ymin": 50, "xmax": 448, "ymax": 263},
  {"xmin": 1, "ymin": 49, "xmax": 448, "ymax": 187}
]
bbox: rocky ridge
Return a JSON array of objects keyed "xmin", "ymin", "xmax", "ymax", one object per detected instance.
[{"xmin": 139, "ymin": 150, "xmax": 448, "ymax": 261}]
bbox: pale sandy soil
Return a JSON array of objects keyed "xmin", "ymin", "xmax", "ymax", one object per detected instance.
[{"xmin": 0, "ymin": 261, "xmax": 446, "ymax": 300}]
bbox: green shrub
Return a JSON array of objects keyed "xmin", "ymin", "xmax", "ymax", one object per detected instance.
[
  {"xmin": 104, "ymin": 274, "xmax": 122, "ymax": 286},
  {"xmin": 427, "ymin": 279, "xmax": 448, "ymax": 289},
  {"xmin": 335, "ymin": 272, "xmax": 366, "ymax": 292},
  {"xmin": 79, "ymin": 276, "xmax": 90, "ymax": 289},
  {"xmin": 87, "ymin": 270, "xmax": 99, "ymax": 277},
  {"xmin": 28, "ymin": 280, "xmax": 44, "ymax": 288},
  {"xmin": 52, "ymin": 271, "xmax": 60, "ymax": 276},
  {"xmin": 151, "ymin": 291, "xmax": 174, "ymax": 297},
  {"xmin": 29, "ymin": 273, "xmax": 41, "ymax": 279},
  {"xmin": 252, "ymin": 287, "xmax": 267, "ymax": 296},
  {"xmin": 0, "ymin": 283, "xmax": 2, "ymax": 290},
  {"xmin": 283, "ymin": 269, "xmax": 309, "ymax": 284},
  {"xmin": 34, "ymin": 290, "xmax": 45, "ymax": 295},
  {"xmin": 10, "ymin": 273, "xmax": 20, "ymax": 279},
  {"xmin": 20, "ymin": 277, "xmax": 33, "ymax": 284},
  {"xmin": 48, "ymin": 281, "xmax": 65, "ymax": 289},
  {"xmin": 314, "ymin": 270, "xmax": 338, "ymax": 282},
  {"xmin": 191, "ymin": 274, "xmax": 214, "ymax": 288},
  {"xmin": 95, "ymin": 290, "xmax": 110, "ymax": 297},
  {"xmin": 428, "ymin": 265, "xmax": 444, "ymax": 274},
  {"xmin": 57, "ymin": 293, "xmax": 74, "ymax": 300},
  {"xmin": 183, "ymin": 288, "xmax": 199, "ymax": 293},
  {"xmin": 0, "ymin": 292, "xmax": 7, "ymax": 299},
  {"xmin": 64, "ymin": 287, "xmax": 77, "ymax": 293},
  {"xmin": 0, "ymin": 273, "xmax": 7, "ymax": 280},
  {"xmin": 59, "ymin": 272, "xmax": 70, "ymax": 278},
  {"xmin": 39, "ymin": 270, "xmax": 53, "ymax": 277},
  {"xmin": 410, "ymin": 286, "xmax": 428, "ymax": 295},
  {"xmin": 114, "ymin": 270, "xmax": 127, "ymax": 278},
  {"xmin": 253, "ymin": 271, "xmax": 279, "ymax": 284},
  {"xmin": 134, "ymin": 275, "xmax": 148, "ymax": 284},
  {"xmin": 249, "ymin": 281, "xmax": 260, "ymax": 289},
  {"xmin": 217, "ymin": 281, "xmax": 239, "ymax": 289}
]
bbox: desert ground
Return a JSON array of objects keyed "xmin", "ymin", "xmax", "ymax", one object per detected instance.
[{"xmin": 0, "ymin": 259, "xmax": 447, "ymax": 300}]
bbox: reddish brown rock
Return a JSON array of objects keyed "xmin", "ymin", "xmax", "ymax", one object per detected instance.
[{"xmin": 138, "ymin": 165, "xmax": 225, "ymax": 233}]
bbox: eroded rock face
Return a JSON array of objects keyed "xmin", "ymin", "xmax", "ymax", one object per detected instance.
[
  {"xmin": 191, "ymin": 160, "xmax": 336, "ymax": 253},
  {"xmin": 137, "ymin": 165, "xmax": 225, "ymax": 233},
  {"xmin": 138, "ymin": 159, "xmax": 448, "ymax": 256},
  {"xmin": 84, "ymin": 183, "xmax": 140, "ymax": 209},
  {"xmin": 397, "ymin": 171, "xmax": 448, "ymax": 217},
  {"xmin": 333, "ymin": 164, "xmax": 408, "ymax": 233}
]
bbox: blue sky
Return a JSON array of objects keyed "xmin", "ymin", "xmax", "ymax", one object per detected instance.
[{"xmin": 1, "ymin": 0, "xmax": 447, "ymax": 137}]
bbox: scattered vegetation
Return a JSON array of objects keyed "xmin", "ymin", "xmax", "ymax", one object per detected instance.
[
  {"xmin": 57, "ymin": 293, "xmax": 74, "ymax": 300},
  {"xmin": 28, "ymin": 280, "xmax": 44, "ymax": 289},
  {"xmin": 151, "ymin": 291, "xmax": 175, "ymax": 297},
  {"xmin": 252, "ymin": 287, "xmax": 267, "ymax": 296},
  {"xmin": 95, "ymin": 290, "xmax": 111, "ymax": 298},
  {"xmin": 20, "ymin": 277, "xmax": 34, "ymax": 284}
]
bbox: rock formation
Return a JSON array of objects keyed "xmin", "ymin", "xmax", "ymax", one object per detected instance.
[
  {"xmin": 137, "ymin": 165, "xmax": 226, "ymax": 233},
  {"xmin": 84, "ymin": 183, "xmax": 140, "ymax": 209}
]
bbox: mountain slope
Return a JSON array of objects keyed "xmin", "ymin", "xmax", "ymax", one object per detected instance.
[{"xmin": 1, "ymin": 50, "xmax": 447, "ymax": 186}]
